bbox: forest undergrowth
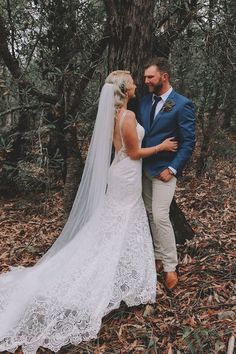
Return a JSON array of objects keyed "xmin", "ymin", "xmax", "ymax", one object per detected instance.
[{"xmin": 0, "ymin": 132, "xmax": 235, "ymax": 354}]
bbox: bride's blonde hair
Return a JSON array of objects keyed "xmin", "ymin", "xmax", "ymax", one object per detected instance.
[{"xmin": 105, "ymin": 70, "xmax": 132, "ymax": 117}]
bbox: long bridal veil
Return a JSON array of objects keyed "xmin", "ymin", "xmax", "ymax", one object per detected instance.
[
  {"xmin": 0, "ymin": 78, "xmax": 157, "ymax": 354},
  {"xmin": 0, "ymin": 83, "xmax": 115, "ymax": 340},
  {"xmin": 40, "ymin": 83, "xmax": 115, "ymax": 261}
]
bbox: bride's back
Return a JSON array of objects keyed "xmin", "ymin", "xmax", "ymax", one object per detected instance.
[{"xmin": 113, "ymin": 110, "xmax": 126, "ymax": 153}]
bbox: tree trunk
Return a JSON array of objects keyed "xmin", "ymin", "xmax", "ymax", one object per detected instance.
[
  {"xmin": 105, "ymin": 0, "xmax": 155, "ymax": 89},
  {"xmin": 196, "ymin": 89, "xmax": 220, "ymax": 177},
  {"xmin": 105, "ymin": 0, "xmax": 195, "ymax": 242},
  {"xmin": 63, "ymin": 156, "xmax": 83, "ymax": 216},
  {"xmin": 222, "ymin": 80, "xmax": 236, "ymax": 130},
  {"xmin": 170, "ymin": 198, "xmax": 195, "ymax": 244}
]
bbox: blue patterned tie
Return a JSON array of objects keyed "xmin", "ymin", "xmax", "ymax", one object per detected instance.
[{"xmin": 150, "ymin": 95, "xmax": 162, "ymax": 126}]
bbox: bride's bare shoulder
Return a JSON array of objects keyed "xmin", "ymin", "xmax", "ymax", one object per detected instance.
[
  {"xmin": 121, "ymin": 110, "xmax": 137, "ymax": 134},
  {"xmin": 123, "ymin": 110, "xmax": 136, "ymax": 124},
  {"xmin": 125, "ymin": 109, "xmax": 135, "ymax": 118}
]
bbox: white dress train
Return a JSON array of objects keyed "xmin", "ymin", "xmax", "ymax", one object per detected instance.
[{"xmin": 0, "ymin": 115, "xmax": 156, "ymax": 354}]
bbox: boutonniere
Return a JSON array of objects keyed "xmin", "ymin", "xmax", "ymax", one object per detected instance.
[{"xmin": 161, "ymin": 100, "xmax": 176, "ymax": 112}]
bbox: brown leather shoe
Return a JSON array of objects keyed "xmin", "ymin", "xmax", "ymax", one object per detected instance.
[
  {"xmin": 155, "ymin": 260, "xmax": 163, "ymax": 273},
  {"xmin": 164, "ymin": 271, "xmax": 178, "ymax": 290}
]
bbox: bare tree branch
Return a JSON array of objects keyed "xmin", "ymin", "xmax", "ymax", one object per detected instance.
[
  {"xmin": 0, "ymin": 104, "xmax": 42, "ymax": 118},
  {"xmin": 69, "ymin": 25, "xmax": 110, "ymax": 115},
  {"xmin": 103, "ymin": 0, "xmax": 117, "ymax": 22},
  {"xmin": 154, "ymin": 0, "xmax": 199, "ymax": 57},
  {"xmin": 22, "ymin": 23, "xmax": 43, "ymax": 76},
  {"xmin": 6, "ymin": 0, "xmax": 15, "ymax": 59},
  {"xmin": 0, "ymin": 15, "xmax": 58, "ymax": 104},
  {"xmin": 168, "ymin": 2, "xmax": 198, "ymax": 42},
  {"xmin": 103, "ymin": 0, "xmax": 118, "ymax": 37}
]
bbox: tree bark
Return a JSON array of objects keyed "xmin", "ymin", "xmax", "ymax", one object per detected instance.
[
  {"xmin": 222, "ymin": 79, "xmax": 236, "ymax": 130},
  {"xmin": 170, "ymin": 198, "xmax": 195, "ymax": 244},
  {"xmin": 105, "ymin": 0, "xmax": 195, "ymax": 242},
  {"xmin": 196, "ymin": 87, "xmax": 220, "ymax": 177},
  {"xmin": 104, "ymin": 0, "xmax": 155, "ymax": 89}
]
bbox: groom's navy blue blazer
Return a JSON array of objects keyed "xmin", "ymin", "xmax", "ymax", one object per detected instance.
[{"xmin": 138, "ymin": 90, "xmax": 196, "ymax": 177}]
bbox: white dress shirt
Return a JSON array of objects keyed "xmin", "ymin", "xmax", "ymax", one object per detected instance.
[{"xmin": 152, "ymin": 86, "xmax": 173, "ymax": 117}]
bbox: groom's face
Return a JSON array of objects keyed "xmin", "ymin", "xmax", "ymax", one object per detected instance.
[{"xmin": 144, "ymin": 65, "xmax": 164, "ymax": 94}]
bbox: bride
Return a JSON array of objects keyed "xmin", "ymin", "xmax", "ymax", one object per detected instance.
[{"xmin": 0, "ymin": 71, "xmax": 177, "ymax": 354}]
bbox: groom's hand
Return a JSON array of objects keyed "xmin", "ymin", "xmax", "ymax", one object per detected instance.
[{"xmin": 158, "ymin": 168, "xmax": 173, "ymax": 182}]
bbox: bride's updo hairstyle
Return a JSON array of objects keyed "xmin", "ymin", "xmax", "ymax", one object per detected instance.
[{"xmin": 105, "ymin": 70, "xmax": 132, "ymax": 117}]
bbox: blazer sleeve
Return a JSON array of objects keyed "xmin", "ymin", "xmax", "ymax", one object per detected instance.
[{"xmin": 170, "ymin": 100, "xmax": 196, "ymax": 173}]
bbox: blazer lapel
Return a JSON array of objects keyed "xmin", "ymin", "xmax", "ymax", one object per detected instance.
[{"xmin": 151, "ymin": 90, "xmax": 177, "ymax": 127}]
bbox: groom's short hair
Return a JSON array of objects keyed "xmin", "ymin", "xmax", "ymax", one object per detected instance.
[{"xmin": 145, "ymin": 57, "xmax": 171, "ymax": 78}]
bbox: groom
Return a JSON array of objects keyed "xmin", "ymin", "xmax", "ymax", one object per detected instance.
[{"xmin": 138, "ymin": 57, "xmax": 195, "ymax": 290}]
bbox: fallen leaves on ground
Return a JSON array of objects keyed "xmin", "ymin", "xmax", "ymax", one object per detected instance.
[{"xmin": 0, "ymin": 155, "xmax": 235, "ymax": 354}]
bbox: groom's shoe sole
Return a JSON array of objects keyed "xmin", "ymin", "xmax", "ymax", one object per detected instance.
[{"xmin": 164, "ymin": 271, "xmax": 178, "ymax": 290}]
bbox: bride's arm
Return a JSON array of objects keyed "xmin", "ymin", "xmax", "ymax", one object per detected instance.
[{"xmin": 122, "ymin": 111, "xmax": 177, "ymax": 160}]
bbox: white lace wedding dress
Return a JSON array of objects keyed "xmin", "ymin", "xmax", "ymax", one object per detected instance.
[{"xmin": 0, "ymin": 112, "xmax": 156, "ymax": 354}]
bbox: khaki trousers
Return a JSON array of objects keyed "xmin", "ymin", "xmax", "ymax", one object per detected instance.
[{"xmin": 142, "ymin": 172, "xmax": 178, "ymax": 272}]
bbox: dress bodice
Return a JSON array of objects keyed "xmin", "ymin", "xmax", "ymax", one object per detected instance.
[
  {"xmin": 114, "ymin": 110, "xmax": 145, "ymax": 161},
  {"xmin": 107, "ymin": 110, "xmax": 144, "ymax": 204}
]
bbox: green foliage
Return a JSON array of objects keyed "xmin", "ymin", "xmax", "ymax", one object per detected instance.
[
  {"xmin": 182, "ymin": 326, "xmax": 234, "ymax": 354},
  {"xmin": 15, "ymin": 160, "xmax": 48, "ymax": 192},
  {"xmin": 1, "ymin": 0, "xmax": 235, "ymax": 191},
  {"xmin": 0, "ymin": 125, "xmax": 65, "ymax": 193},
  {"xmin": 182, "ymin": 326, "xmax": 216, "ymax": 353},
  {"xmin": 171, "ymin": 1, "xmax": 235, "ymax": 103},
  {"xmin": 0, "ymin": 135, "xmax": 14, "ymax": 155},
  {"xmin": 212, "ymin": 128, "xmax": 236, "ymax": 159}
]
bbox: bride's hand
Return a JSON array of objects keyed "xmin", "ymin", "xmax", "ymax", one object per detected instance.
[{"xmin": 159, "ymin": 137, "xmax": 178, "ymax": 152}]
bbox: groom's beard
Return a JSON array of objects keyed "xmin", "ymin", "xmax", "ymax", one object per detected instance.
[{"xmin": 154, "ymin": 82, "xmax": 163, "ymax": 95}]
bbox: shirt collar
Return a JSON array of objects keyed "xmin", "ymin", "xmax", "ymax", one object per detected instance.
[{"xmin": 152, "ymin": 86, "xmax": 173, "ymax": 103}]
